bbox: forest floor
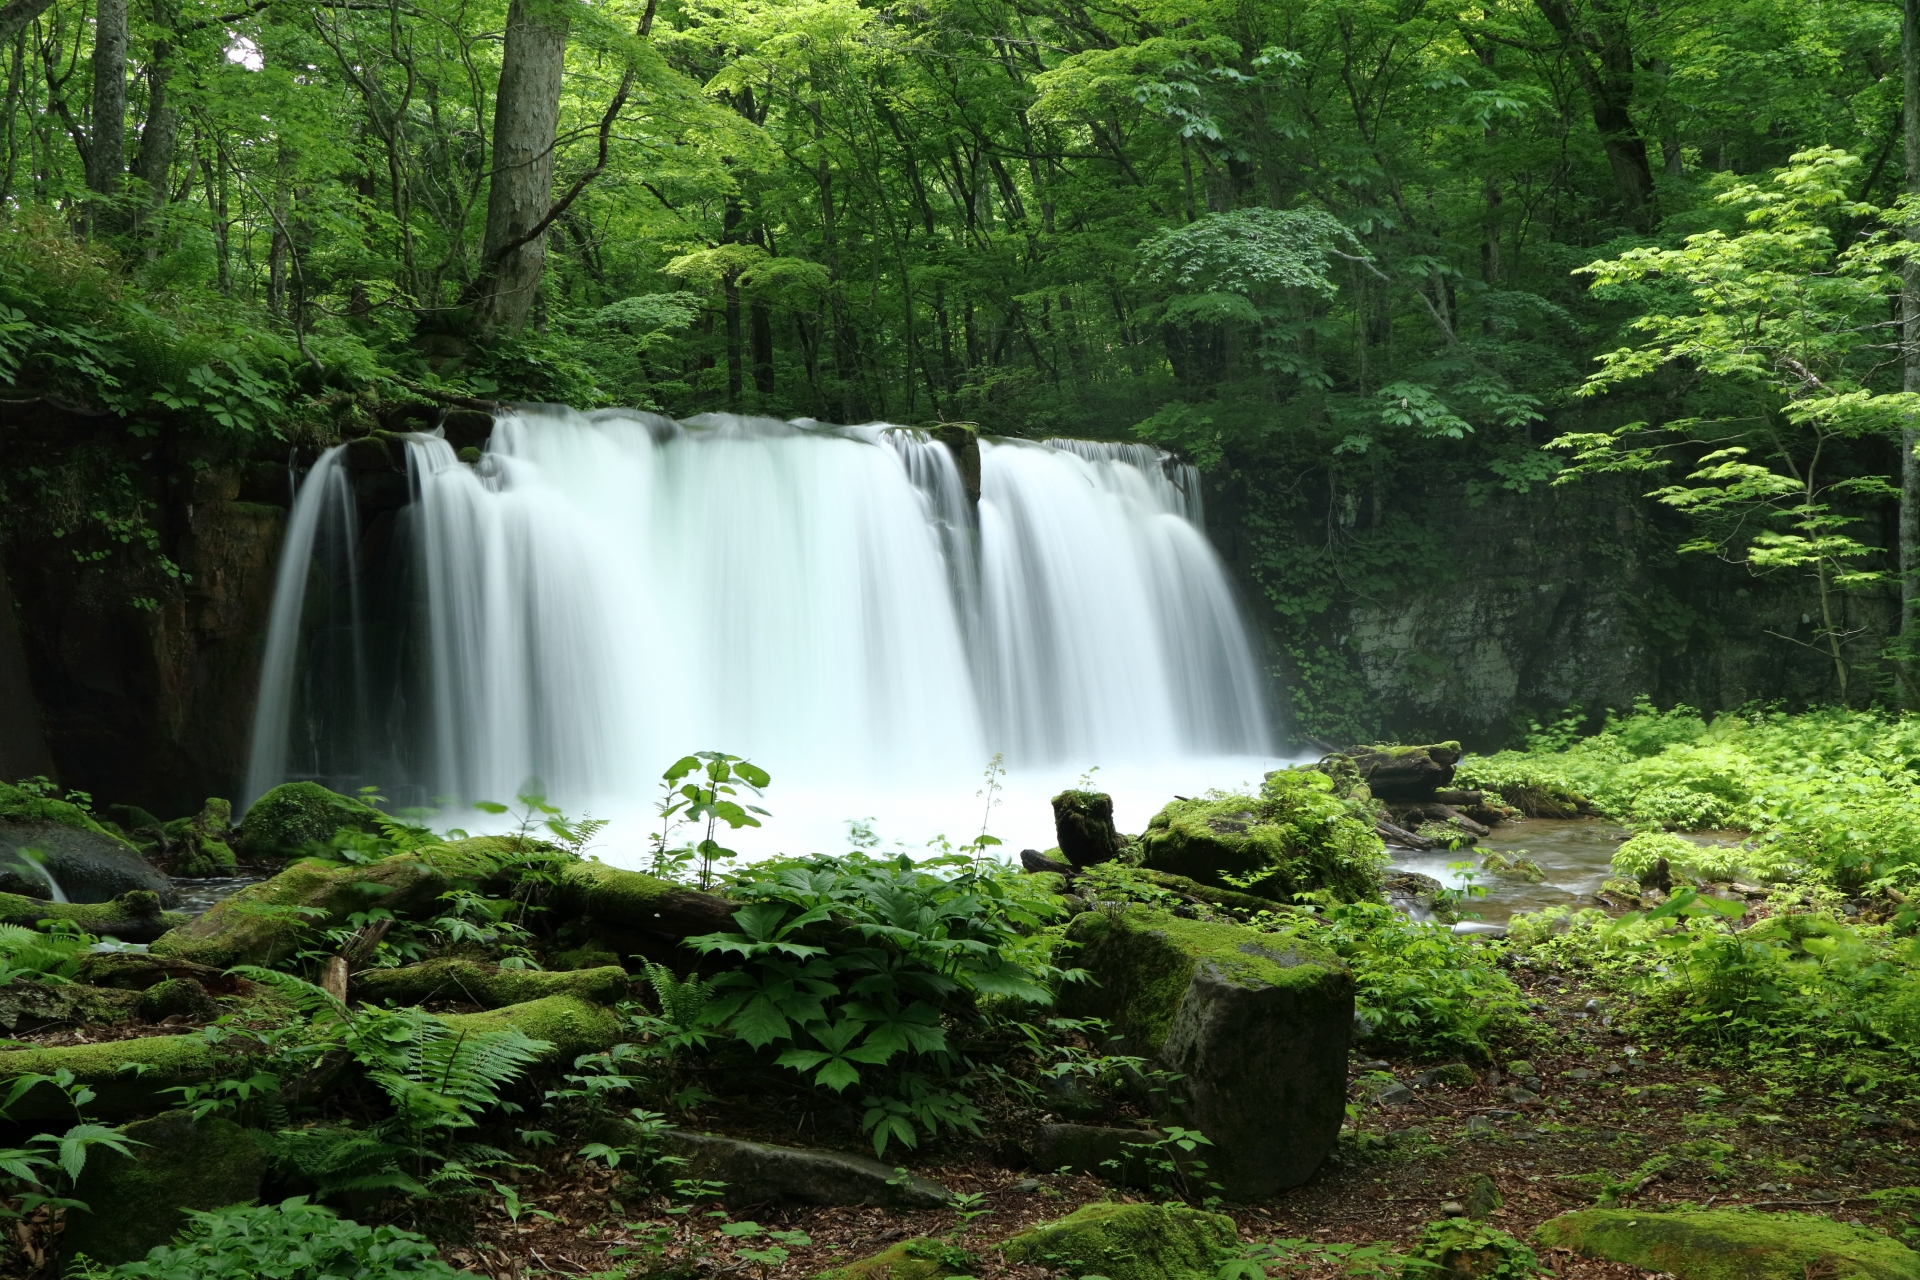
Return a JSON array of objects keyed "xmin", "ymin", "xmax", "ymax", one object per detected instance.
[{"xmin": 436, "ymin": 964, "xmax": 1920, "ymax": 1280}]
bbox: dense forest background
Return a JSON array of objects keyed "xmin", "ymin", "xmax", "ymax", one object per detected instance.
[{"xmin": 5, "ymin": 0, "xmax": 1920, "ymax": 807}]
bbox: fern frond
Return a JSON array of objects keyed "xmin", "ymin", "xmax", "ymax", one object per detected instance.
[{"xmin": 228, "ymin": 966, "xmax": 350, "ymax": 1022}]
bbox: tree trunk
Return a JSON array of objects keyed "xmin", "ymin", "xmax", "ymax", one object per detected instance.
[
  {"xmin": 1903, "ymin": 0, "xmax": 1920, "ymax": 679},
  {"xmin": 750, "ymin": 297, "xmax": 773, "ymax": 396},
  {"xmin": 0, "ymin": 0, "xmax": 55, "ymax": 56},
  {"xmin": 85, "ymin": 0, "xmax": 127, "ymax": 198},
  {"xmin": 471, "ymin": 0, "xmax": 569, "ymax": 331},
  {"xmin": 1533, "ymin": 0, "xmax": 1654, "ymax": 226},
  {"xmin": 129, "ymin": 20, "xmax": 175, "ymax": 209}
]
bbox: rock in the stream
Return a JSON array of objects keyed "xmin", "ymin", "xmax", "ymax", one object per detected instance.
[
  {"xmin": 159, "ymin": 798, "xmax": 238, "ymax": 877},
  {"xmin": 63, "ymin": 1110, "xmax": 269, "ymax": 1266},
  {"xmin": 0, "ymin": 782, "xmax": 175, "ymax": 904},
  {"xmin": 353, "ymin": 958, "xmax": 630, "ymax": 1008},
  {"xmin": 1031, "ymin": 1123, "xmax": 1165, "ymax": 1185},
  {"xmin": 152, "ymin": 851, "xmax": 450, "ymax": 967},
  {"xmin": 0, "ymin": 889, "xmax": 188, "ymax": 942},
  {"xmin": 1535, "ymin": 1209, "xmax": 1920, "ymax": 1280},
  {"xmin": 1000, "ymin": 1202, "xmax": 1238, "ymax": 1280},
  {"xmin": 1136, "ymin": 769, "xmax": 1386, "ymax": 904},
  {"xmin": 820, "ymin": 1238, "xmax": 974, "ymax": 1280},
  {"xmin": 1052, "ymin": 790, "xmax": 1122, "ymax": 867},
  {"xmin": 642, "ymin": 1129, "xmax": 950, "ymax": 1208},
  {"xmin": 1059, "ymin": 906, "xmax": 1352, "ymax": 1199},
  {"xmin": 236, "ymin": 781, "xmax": 382, "ymax": 859}
]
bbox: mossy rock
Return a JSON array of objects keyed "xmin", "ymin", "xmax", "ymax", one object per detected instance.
[
  {"xmin": 106, "ymin": 805, "xmax": 162, "ymax": 837},
  {"xmin": 1053, "ymin": 789, "xmax": 1122, "ymax": 867},
  {"xmin": 151, "ymin": 852, "xmax": 449, "ymax": 969},
  {"xmin": 821, "ymin": 1237, "xmax": 973, "ymax": 1280},
  {"xmin": 0, "ymin": 980, "xmax": 140, "ymax": 1033},
  {"xmin": 1000, "ymin": 1202, "xmax": 1237, "ymax": 1280},
  {"xmin": 0, "ymin": 783, "xmax": 173, "ymax": 904},
  {"xmin": 137, "ymin": 977, "xmax": 220, "ymax": 1022},
  {"xmin": 161, "ymin": 798, "xmax": 238, "ymax": 878},
  {"xmin": 1534, "ymin": 1209, "xmax": 1920, "ymax": 1280},
  {"xmin": 63, "ymin": 1110, "xmax": 268, "ymax": 1266},
  {"xmin": 1479, "ymin": 851, "xmax": 1546, "ymax": 883},
  {"xmin": 0, "ymin": 889, "xmax": 188, "ymax": 942},
  {"xmin": 354, "ymin": 958, "xmax": 630, "ymax": 1008},
  {"xmin": 548, "ymin": 945, "xmax": 623, "ymax": 971},
  {"xmin": 236, "ymin": 782, "xmax": 382, "ymax": 860},
  {"xmin": 1349, "ymin": 742, "xmax": 1462, "ymax": 800},
  {"xmin": 1060, "ymin": 907, "xmax": 1352, "ymax": 1198},
  {"xmin": 1137, "ymin": 768, "xmax": 1386, "ymax": 904}
]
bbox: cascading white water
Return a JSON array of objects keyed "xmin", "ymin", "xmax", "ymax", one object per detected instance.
[{"xmin": 245, "ymin": 406, "xmax": 1275, "ymax": 848}]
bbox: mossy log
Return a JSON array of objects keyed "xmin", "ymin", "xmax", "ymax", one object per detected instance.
[
  {"xmin": 439, "ymin": 994, "xmax": 624, "ymax": 1063},
  {"xmin": 550, "ymin": 860, "xmax": 740, "ymax": 937},
  {"xmin": 353, "ymin": 958, "xmax": 631, "ymax": 1008},
  {"xmin": 151, "ymin": 852, "xmax": 449, "ymax": 968},
  {"xmin": 0, "ymin": 890, "xmax": 188, "ymax": 942},
  {"xmin": 0, "ymin": 1034, "xmax": 219, "ymax": 1119}
]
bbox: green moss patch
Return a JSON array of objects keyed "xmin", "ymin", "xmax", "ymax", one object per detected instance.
[
  {"xmin": 236, "ymin": 782, "xmax": 381, "ymax": 860},
  {"xmin": 1137, "ymin": 768, "xmax": 1386, "ymax": 903},
  {"xmin": 1000, "ymin": 1201, "xmax": 1237, "ymax": 1280},
  {"xmin": 439, "ymin": 994, "xmax": 624, "ymax": 1064},
  {"xmin": 64, "ymin": 1111, "xmax": 268, "ymax": 1266},
  {"xmin": 820, "ymin": 1238, "xmax": 973, "ymax": 1280},
  {"xmin": 1534, "ymin": 1208, "xmax": 1920, "ymax": 1280},
  {"xmin": 0, "ymin": 1034, "xmax": 217, "ymax": 1119},
  {"xmin": 354, "ymin": 958, "xmax": 630, "ymax": 1008},
  {"xmin": 0, "ymin": 783, "xmax": 119, "ymax": 837}
]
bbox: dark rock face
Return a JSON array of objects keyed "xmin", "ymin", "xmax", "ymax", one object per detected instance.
[
  {"xmin": 0, "ymin": 820, "xmax": 173, "ymax": 904},
  {"xmin": 1031, "ymin": 1123, "xmax": 1164, "ymax": 1185},
  {"xmin": 1052, "ymin": 790, "xmax": 1121, "ymax": 867},
  {"xmin": 63, "ymin": 1110, "xmax": 269, "ymax": 1265},
  {"xmin": 653, "ymin": 1129, "xmax": 950, "ymax": 1209}
]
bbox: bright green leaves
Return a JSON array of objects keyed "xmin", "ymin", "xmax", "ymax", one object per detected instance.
[
  {"xmin": 1138, "ymin": 207, "xmax": 1354, "ymax": 300},
  {"xmin": 653, "ymin": 752, "xmax": 772, "ymax": 889},
  {"xmin": 773, "ymin": 1017, "xmax": 896, "ymax": 1092}
]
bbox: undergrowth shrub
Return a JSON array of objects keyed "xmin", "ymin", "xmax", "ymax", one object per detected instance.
[
  {"xmin": 1314, "ymin": 901, "xmax": 1524, "ymax": 1061},
  {"xmin": 82, "ymin": 1198, "xmax": 462, "ymax": 1279}
]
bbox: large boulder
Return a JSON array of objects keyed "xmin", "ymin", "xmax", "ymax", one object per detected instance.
[
  {"xmin": 235, "ymin": 782, "xmax": 382, "ymax": 860},
  {"xmin": 63, "ymin": 1111, "xmax": 268, "ymax": 1266},
  {"xmin": 1000, "ymin": 1202, "xmax": 1237, "ymax": 1280},
  {"xmin": 353, "ymin": 958, "xmax": 630, "ymax": 1008},
  {"xmin": 641, "ymin": 1128, "xmax": 950, "ymax": 1209},
  {"xmin": 1535, "ymin": 1209, "xmax": 1920, "ymax": 1280},
  {"xmin": 1052, "ymin": 790, "xmax": 1122, "ymax": 867},
  {"xmin": 0, "ymin": 783, "xmax": 173, "ymax": 904},
  {"xmin": 151, "ymin": 851, "xmax": 449, "ymax": 968},
  {"xmin": 1137, "ymin": 768, "xmax": 1386, "ymax": 903},
  {"xmin": 1059, "ymin": 906, "xmax": 1352, "ymax": 1199},
  {"xmin": 1031, "ymin": 1122, "xmax": 1165, "ymax": 1185}
]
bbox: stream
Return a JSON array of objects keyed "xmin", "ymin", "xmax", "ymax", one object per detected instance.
[{"xmin": 1389, "ymin": 818, "xmax": 1752, "ymax": 927}]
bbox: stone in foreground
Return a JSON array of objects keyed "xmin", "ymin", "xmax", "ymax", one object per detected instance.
[
  {"xmin": 63, "ymin": 1110, "xmax": 268, "ymax": 1265},
  {"xmin": 1060, "ymin": 906, "xmax": 1352, "ymax": 1198},
  {"xmin": 1000, "ymin": 1202, "xmax": 1237, "ymax": 1280},
  {"xmin": 820, "ymin": 1237, "xmax": 974, "ymax": 1280},
  {"xmin": 653, "ymin": 1129, "xmax": 949, "ymax": 1209},
  {"xmin": 0, "ymin": 783, "xmax": 174, "ymax": 904},
  {"xmin": 1534, "ymin": 1209, "xmax": 1920, "ymax": 1280}
]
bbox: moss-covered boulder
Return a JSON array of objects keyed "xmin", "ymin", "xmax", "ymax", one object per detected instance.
[
  {"xmin": 236, "ymin": 782, "xmax": 382, "ymax": 860},
  {"xmin": 0, "ymin": 889, "xmax": 189, "ymax": 942},
  {"xmin": 0, "ymin": 980, "xmax": 140, "ymax": 1032},
  {"xmin": 1053, "ymin": 790, "xmax": 1122, "ymax": 867},
  {"xmin": 821, "ymin": 1237, "xmax": 974, "ymax": 1280},
  {"xmin": 160, "ymin": 798, "xmax": 238, "ymax": 877},
  {"xmin": 136, "ymin": 976, "xmax": 220, "ymax": 1022},
  {"xmin": 0, "ymin": 1033, "xmax": 218, "ymax": 1119},
  {"xmin": 0, "ymin": 783, "xmax": 174, "ymax": 904},
  {"xmin": 1000, "ymin": 1202, "xmax": 1237, "ymax": 1280},
  {"xmin": 1137, "ymin": 768, "xmax": 1386, "ymax": 904},
  {"xmin": 1534, "ymin": 1209, "xmax": 1920, "ymax": 1280},
  {"xmin": 354, "ymin": 958, "xmax": 630, "ymax": 1008},
  {"xmin": 63, "ymin": 1110, "xmax": 268, "ymax": 1266},
  {"xmin": 1059, "ymin": 907, "xmax": 1353, "ymax": 1198},
  {"xmin": 151, "ymin": 851, "xmax": 449, "ymax": 968}
]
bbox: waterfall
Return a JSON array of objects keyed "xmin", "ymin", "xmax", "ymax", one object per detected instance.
[{"xmin": 244, "ymin": 407, "xmax": 1274, "ymax": 833}]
